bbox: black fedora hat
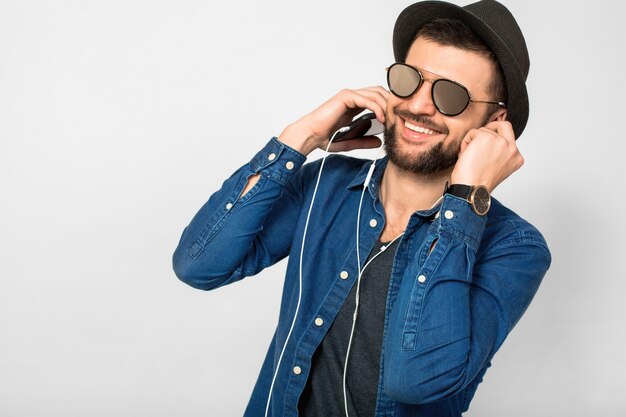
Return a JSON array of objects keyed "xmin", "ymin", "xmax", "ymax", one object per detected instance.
[{"xmin": 393, "ymin": 0, "xmax": 530, "ymax": 138}]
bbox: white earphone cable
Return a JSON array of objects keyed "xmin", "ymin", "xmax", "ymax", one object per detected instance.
[
  {"xmin": 342, "ymin": 171, "xmax": 443, "ymax": 417},
  {"xmin": 263, "ymin": 128, "xmax": 347, "ymax": 417}
]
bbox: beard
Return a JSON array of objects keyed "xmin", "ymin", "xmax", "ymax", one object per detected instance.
[{"xmin": 383, "ymin": 117, "xmax": 460, "ymax": 176}]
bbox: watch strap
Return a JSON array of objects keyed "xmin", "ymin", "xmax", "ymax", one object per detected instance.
[{"xmin": 445, "ymin": 183, "xmax": 473, "ymax": 200}]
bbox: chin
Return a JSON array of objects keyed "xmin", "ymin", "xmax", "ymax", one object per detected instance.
[{"xmin": 383, "ymin": 123, "xmax": 458, "ymax": 175}]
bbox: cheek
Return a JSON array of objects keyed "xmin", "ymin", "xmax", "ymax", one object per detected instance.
[
  {"xmin": 457, "ymin": 107, "xmax": 489, "ymax": 129},
  {"xmin": 386, "ymin": 98, "xmax": 401, "ymax": 117},
  {"xmin": 444, "ymin": 117, "xmax": 474, "ymax": 138},
  {"xmin": 445, "ymin": 137, "xmax": 463, "ymax": 155},
  {"xmin": 385, "ymin": 103, "xmax": 402, "ymax": 131}
]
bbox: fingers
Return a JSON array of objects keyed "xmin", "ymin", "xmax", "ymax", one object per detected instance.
[
  {"xmin": 479, "ymin": 122, "xmax": 522, "ymax": 166},
  {"xmin": 460, "ymin": 120, "xmax": 506, "ymax": 151},
  {"xmin": 482, "ymin": 120, "xmax": 516, "ymax": 142},
  {"xmin": 451, "ymin": 120, "xmax": 524, "ymax": 192},
  {"xmin": 359, "ymin": 85, "xmax": 391, "ymax": 101},
  {"xmin": 340, "ymin": 86, "xmax": 389, "ymax": 124},
  {"xmin": 291, "ymin": 86, "xmax": 390, "ymax": 155},
  {"xmin": 462, "ymin": 121, "xmax": 514, "ymax": 151},
  {"xmin": 473, "ymin": 126, "xmax": 521, "ymax": 167}
]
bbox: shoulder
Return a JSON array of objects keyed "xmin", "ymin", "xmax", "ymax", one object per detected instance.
[
  {"xmin": 295, "ymin": 154, "xmax": 374, "ymax": 187},
  {"xmin": 301, "ymin": 153, "xmax": 371, "ymax": 175}
]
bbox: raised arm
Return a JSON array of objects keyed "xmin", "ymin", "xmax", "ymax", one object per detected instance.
[
  {"xmin": 383, "ymin": 194, "xmax": 551, "ymax": 404},
  {"xmin": 172, "ymin": 138, "xmax": 307, "ymax": 290},
  {"xmin": 383, "ymin": 120, "xmax": 551, "ymax": 404},
  {"xmin": 172, "ymin": 87, "xmax": 390, "ymax": 290}
]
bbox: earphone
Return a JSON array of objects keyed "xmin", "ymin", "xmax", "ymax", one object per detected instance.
[{"xmin": 264, "ymin": 115, "xmax": 385, "ymax": 417}]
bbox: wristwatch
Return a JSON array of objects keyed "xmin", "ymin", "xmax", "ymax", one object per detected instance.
[{"xmin": 445, "ymin": 183, "xmax": 491, "ymax": 216}]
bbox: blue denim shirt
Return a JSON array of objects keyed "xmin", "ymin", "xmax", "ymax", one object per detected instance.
[{"xmin": 172, "ymin": 137, "xmax": 551, "ymax": 417}]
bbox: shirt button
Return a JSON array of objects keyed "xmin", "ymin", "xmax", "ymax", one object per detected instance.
[
  {"xmin": 340, "ymin": 271, "xmax": 349, "ymax": 280},
  {"xmin": 435, "ymin": 211, "xmax": 440, "ymax": 219},
  {"xmin": 444, "ymin": 210, "xmax": 454, "ymax": 219},
  {"xmin": 314, "ymin": 317, "xmax": 324, "ymax": 326},
  {"xmin": 225, "ymin": 202, "xmax": 233, "ymax": 210},
  {"xmin": 369, "ymin": 219, "xmax": 378, "ymax": 228},
  {"xmin": 417, "ymin": 274, "xmax": 426, "ymax": 284},
  {"xmin": 268, "ymin": 153, "xmax": 276, "ymax": 161},
  {"xmin": 293, "ymin": 366, "xmax": 302, "ymax": 375},
  {"xmin": 286, "ymin": 161, "xmax": 294, "ymax": 170}
]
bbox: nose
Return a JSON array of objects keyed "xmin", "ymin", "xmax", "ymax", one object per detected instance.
[{"xmin": 406, "ymin": 81, "xmax": 437, "ymax": 116}]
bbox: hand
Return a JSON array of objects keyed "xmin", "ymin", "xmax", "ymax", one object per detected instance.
[
  {"xmin": 450, "ymin": 121, "xmax": 524, "ymax": 193},
  {"xmin": 278, "ymin": 86, "xmax": 390, "ymax": 156}
]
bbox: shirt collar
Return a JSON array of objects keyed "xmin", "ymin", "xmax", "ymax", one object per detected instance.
[
  {"xmin": 346, "ymin": 156, "xmax": 389, "ymax": 199},
  {"xmin": 347, "ymin": 156, "xmax": 443, "ymax": 220}
]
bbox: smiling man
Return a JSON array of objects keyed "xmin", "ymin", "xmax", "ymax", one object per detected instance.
[{"xmin": 172, "ymin": 1, "xmax": 551, "ymax": 416}]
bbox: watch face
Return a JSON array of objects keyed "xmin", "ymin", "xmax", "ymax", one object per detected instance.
[{"xmin": 471, "ymin": 186, "xmax": 491, "ymax": 215}]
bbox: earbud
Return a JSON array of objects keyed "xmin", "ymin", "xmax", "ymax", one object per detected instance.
[
  {"xmin": 363, "ymin": 163, "xmax": 376, "ymax": 188},
  {"xmin": 363, "ymin": 135, "xmax": 385, "ymax": 188}
]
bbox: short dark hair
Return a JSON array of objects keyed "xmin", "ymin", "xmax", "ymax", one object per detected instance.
[{"xmin": 413, "ymin": 18, "xmax": 507, "ymax": 106}]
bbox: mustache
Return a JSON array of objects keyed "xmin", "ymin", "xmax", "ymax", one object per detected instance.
[{"xmin": 393, "ymin": 110, "xmax": 448, "ymax": 134}]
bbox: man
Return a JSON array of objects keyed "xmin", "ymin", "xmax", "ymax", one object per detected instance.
[{"xmin": 172, "ymin": 0, "xmax": 551, "ymax": 416}]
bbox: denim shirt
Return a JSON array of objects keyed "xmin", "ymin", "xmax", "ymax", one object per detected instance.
[{"xmin": 172, "ymin": 137, "xmax": 551, "ymax": 417}]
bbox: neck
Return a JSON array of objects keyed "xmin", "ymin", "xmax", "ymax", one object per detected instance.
[
  {"xmin": 378, "ymin": 160, "xmax": 449, "ymax": 240},
  {"xmin": 381, "ymin": 160, "xmax": 450, "ymax": 211}
]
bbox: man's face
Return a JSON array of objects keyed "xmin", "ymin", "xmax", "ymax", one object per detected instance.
[{"xmin": 384, "ymin": 36, "xmax": 506, "ymax": 175}]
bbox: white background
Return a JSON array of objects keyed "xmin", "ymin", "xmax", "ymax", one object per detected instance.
[{"xmin": 1, "ymin": 1, "xmax": 624, "ymax": 416}]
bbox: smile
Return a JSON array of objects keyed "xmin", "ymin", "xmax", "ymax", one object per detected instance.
[{"xmin": 404, "ymin": 120, "xmax": 440, "ymax": 135}]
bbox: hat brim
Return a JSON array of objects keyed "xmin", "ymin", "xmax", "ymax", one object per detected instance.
[{"xmin": 393, "ymin": 1, "xmax": 529, "ymax": 138}]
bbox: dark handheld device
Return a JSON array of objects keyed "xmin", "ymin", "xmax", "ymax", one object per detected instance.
[{"xmin": 332, "ymin": 112, "xmax": 385, "ymax": 143}]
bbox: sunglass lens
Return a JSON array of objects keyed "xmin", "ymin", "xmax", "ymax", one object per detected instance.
[
  {"xmin": 388, "ymin": 64, "xmax": 421, "ymax": 98},
  {"xmin": 432, "ymin": 80, "xmax": 470, "ymax": 116}
]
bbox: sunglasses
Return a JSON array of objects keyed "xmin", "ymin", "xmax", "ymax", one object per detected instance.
[{"xmin": 386, "ymin": 63, "xmax": 506, "ymax": 117}]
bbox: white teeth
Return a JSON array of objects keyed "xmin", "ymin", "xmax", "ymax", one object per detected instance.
[{"xmin": 404, "ymin": 120, "xmax": 438, "ymax": 135}]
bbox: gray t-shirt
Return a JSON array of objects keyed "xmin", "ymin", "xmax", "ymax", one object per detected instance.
[{"xmin": 298, "ymin": 238, "xmax": 399, "ymax": 417}]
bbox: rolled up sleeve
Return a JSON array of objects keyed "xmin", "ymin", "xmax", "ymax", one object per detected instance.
[
  {"xmin": 172, "ymin": 137, "xmax": 307, "ymax": 290},
  {"xmin": 383, "ymin": 195, "xmax": 551, "ymax": 404}
]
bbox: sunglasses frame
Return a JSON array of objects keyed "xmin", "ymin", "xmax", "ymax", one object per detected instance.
[{"xmin": 386, "ymin": 63, "xmax": 506, "ymax": 117}]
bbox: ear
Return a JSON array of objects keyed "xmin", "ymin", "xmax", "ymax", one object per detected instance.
[{"xmin": 489, "ymin": 107, "xmax": 507, "ymax": 122}]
